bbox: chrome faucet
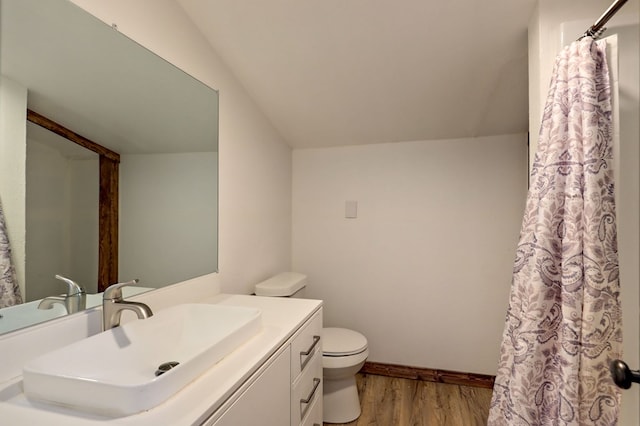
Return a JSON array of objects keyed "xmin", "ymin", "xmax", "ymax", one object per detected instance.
[
  {"xmin": 38, "ymin": 275, "xmax": 86, "ymax": 314},
  {"xmin": 102, "ymin": 279, "xmax": 153, "ymax": 331}
]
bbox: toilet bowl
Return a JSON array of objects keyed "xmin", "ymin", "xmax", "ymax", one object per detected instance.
[
  {"xmin": 322, "ymin": 327, "xmax": 369, "ymax": 423},
  {"xmin": 254, "ymin": 272, "xmax": 368, "ymax": 424}
]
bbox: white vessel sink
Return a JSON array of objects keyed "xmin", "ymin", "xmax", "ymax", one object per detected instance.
[{"xmin": 22, "ymin": 303, "xmax": 262, "ymax": 416}]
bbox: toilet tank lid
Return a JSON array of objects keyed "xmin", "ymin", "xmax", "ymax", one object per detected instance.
[{"xmin": 255, "ymin": 272, "xmax": 307, "ymax": 297}]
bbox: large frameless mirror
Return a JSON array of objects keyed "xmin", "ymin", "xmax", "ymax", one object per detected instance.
[{"xmin": 0, "ymin": 0, "xmax": 219, "ymax": 334}]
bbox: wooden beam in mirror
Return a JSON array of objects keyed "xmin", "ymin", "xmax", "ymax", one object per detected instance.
[
  {"xmin": 26, "ymin": 109, "xmax": 119, "ymax": 293},
  {"xmin": 98, "ymin": 156, "xmax": 118, "ymax": 292},
  {"xmin": 26, "ymin": 110, "xmax": 119, "ymax": 162}
]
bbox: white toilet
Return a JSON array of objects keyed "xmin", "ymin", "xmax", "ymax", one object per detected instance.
[{"xmin": 255, "ymin": 272, "xmax": 368, "ymax": 424}]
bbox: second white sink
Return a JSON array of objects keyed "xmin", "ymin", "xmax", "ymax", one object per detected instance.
[{"xmin": 22, "ymin": 303, "xmax": 262, "ymax": 416}]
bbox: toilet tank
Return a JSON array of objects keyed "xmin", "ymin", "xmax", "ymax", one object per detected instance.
[{"xmin": 254, "ymin": 272, "xmax": 307, "ymax": 297}]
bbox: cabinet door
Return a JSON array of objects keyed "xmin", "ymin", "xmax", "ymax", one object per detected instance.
[{"xmin": 208, "ymin": 347, "xmax": 291, "ymax": 426}]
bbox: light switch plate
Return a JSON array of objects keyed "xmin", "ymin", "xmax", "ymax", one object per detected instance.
[{"xmin": 345, "ymin": 200, "xmax": 357, "ymax": 218}]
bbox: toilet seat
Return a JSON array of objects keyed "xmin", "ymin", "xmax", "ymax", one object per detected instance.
[{"xmin": 323, "ymin": 327, "xmax": 368, "ymax": 356}]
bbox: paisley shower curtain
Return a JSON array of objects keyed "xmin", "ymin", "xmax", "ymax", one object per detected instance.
[
  {"xmin": 0, "ymin": 197, "xmax": 22, "ymax": 308},
  {"xmin": 488, "ymin": 38, "xmax": 622, "ymax": 425}
]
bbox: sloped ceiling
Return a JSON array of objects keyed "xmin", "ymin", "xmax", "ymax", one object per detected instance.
[{"xmin": 178, "ymin": 0, "xmax": 537, "ymax": 148}]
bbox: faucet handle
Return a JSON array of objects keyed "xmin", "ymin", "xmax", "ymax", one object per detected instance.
[
  {"xmin": 103, "ymin": 279, "xmax": 140, "ymax": 301},
  {"xmin": 55, "ymin": 275, "xmax": 85, "ymax": 296}
]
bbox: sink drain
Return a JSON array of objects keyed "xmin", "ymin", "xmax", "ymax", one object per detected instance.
[{"xmin": 155, "ymin": 361, "xmax": 180, "ymax": 376}]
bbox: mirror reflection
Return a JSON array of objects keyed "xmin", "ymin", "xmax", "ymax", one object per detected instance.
[
  {"xmin": 0, "ymin": 0, "xmax": 219, "ymax": 334},
  {"xmin": 26, "ymin": 123, "xmax": 99, "ymax": 301}
]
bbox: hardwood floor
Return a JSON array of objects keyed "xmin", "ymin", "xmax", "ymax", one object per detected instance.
[{"xmin": 324, "ymin": 373, "xmax": 493, "ymax": 426}]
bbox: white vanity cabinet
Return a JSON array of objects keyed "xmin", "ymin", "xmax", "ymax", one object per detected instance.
[
  {"xmin": 207, "ymin": 309, "xmax": 323, "ymax": 426},
  {"xmin": 0, "ymin": 292, "xmax": 324, "ymax": 426}
]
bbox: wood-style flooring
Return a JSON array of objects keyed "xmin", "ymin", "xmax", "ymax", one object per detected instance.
[{"xmin": 325, "ymin": 373, "xmax": 493, "ymax": 426}]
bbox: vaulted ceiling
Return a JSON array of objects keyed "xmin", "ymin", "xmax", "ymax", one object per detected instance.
[{"xmin": 177, "ymin": 0, "xmax": 538, "ymax": 148}]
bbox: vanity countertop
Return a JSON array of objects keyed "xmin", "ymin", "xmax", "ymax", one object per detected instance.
[{"xmin": 0, "ymin": 294, "xmax": 323, "ymax": 425}]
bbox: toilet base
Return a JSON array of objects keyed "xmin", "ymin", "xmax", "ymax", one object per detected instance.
[{"xmin": 323, "ymin": 375, "xmax": 361, "ymax": 423}]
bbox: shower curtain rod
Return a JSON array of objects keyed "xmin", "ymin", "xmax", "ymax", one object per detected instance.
[{"xmin": 580, "ymin": 0, "xmax": 629, "ymax": 39}]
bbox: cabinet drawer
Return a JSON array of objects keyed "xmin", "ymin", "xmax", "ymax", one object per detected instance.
[
  {"xmin": 291, "ymin": 350, "xmax": 322, "ymax": 426},
  {"xmin": 291, "ymin": 311, "xmax": 322, "ymax": 380},
  {"xmin": 301, "ymin": 391, "xmax": 322, "ymax": 426}
]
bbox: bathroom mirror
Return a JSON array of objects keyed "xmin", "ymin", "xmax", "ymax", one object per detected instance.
[{"xmin": 0, "ymin": 0, "xmax": 219, "ymax": 334}]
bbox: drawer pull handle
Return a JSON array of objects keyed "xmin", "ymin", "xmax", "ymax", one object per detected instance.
[
  {"xmin": 300, "ymin": 335, "xmax": 321, "ymax": 370},
  {"xmin": 300, "ymin": 378, "xmax": 321, "ymax": 419}
]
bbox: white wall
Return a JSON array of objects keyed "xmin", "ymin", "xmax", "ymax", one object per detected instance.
[
  {"xmin": 119, "ymin": 152, "xmax": 218, "ymax": 288},
  {"xmin": 292, "ymin": 134, "xmax": 527, "ymax": 374},
  {"xmin": 68, "ymin": 158, "xmax": 99, "ymax": 292},
  {"xmin": 529, "ymin": 3, "xmax": 639, "ymax": 424},
  {"xmin": 25, "ymin": 138, "xmax": 98, "ymax": 299},
  {"xmin": 25, "ymin": 139, "xmax": 71, "ymax": 301},
  {"xmin": 0, "ymin": 76, "xmax": 27, "ymax": 298},
  {"xmin": 69, "ymin": 0, "xmax": 293, "ymax": 294}
]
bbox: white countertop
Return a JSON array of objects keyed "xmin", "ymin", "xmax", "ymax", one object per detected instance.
[{"xmin": 0, "ymin": 294, "xmax": 323, "ymax": 425}]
